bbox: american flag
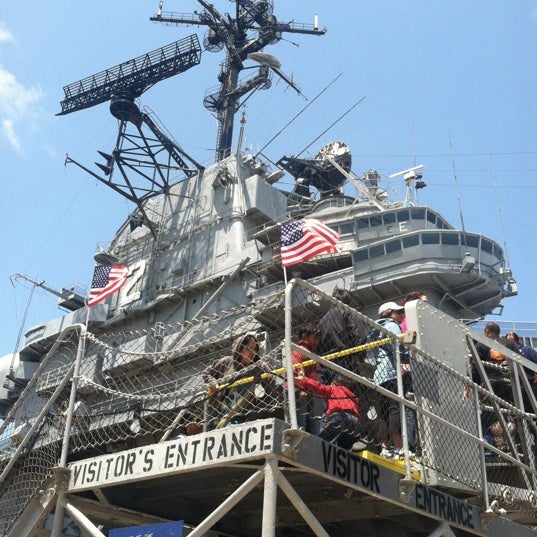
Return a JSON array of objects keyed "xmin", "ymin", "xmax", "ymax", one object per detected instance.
[
  {"xmin": 279, "ymin": 219, "xmax": 341, "ymax": 267},
  {"xmin": 87, "ymin": 265, "xmax": 129, "ymax": 307}
]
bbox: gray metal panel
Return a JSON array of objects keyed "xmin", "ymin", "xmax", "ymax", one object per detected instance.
[{"xmin": 405, "ymin": 300, "xmax": 482, "ymax": 489}]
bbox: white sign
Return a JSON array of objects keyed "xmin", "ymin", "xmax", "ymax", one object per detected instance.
[{"xmin": 69, "ymin": 421, "xmax": 274, "ymax": 491}]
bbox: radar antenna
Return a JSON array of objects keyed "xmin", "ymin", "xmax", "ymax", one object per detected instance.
[
  {"xmin": 151, "ymin": 0, "xmax": 326, "ymax": 161},
  {"xmin": 57, "ymin": 35, "xmax": 204, "ymax": 239},
  {"xmin": 389, "ymin": 164, "xmax": 426, "ymax": 206}
]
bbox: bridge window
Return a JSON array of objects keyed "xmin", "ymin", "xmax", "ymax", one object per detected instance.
[
  {"xmin": 402, "ymin": 235, "xmax": 420, "ymax": 248},
  {"xmin": 481, "ymin": 239, "xmax": 493, "ymax": 254},
  {"xmin": 441, "ymin": 233, "xmax": 459, "ymax": 245},
  {"xmin": 353, "ymin": 249, "xmax": 369, "ymax": 262},
  {"xmin": 493, "ymin": 244, "xmax": 502, "ymax": 260},
  {"xmin": 426, "ymin": 211, "xmax": 437, "ymax": 225},
  {"xmin": 383, "ymin": 213, "xmax": 396, "ymax": 225},
  {"xmin": 339, "ymin": 223, "xmax": 354, "ymax": 235},
  {"xmin": 370, "ymin": 215, "xmax": 383, "ymax": 226},
  {"xmin": 397, "ymin": 209, "xmax": 410, "ymax": 222},
  {"xmin": 422, "ymin": 232, "xmax": 440, "ymax": 245},
  {"xmin": 385, "ymin": 239, "xmax": 402, "ymax": 254},
  {"xmin": 462, "ymin": 234, "xmax": 479, "ymax": 249},
  {"xmin": 411, "ymin": 208, "xmax": 426, "ymax": 220},
  {"xmin": 370, "ymin": 244, "xmax": 385, "ymax": 258},
  {"xmin": 357, "ymin": 217, "xmax": 369, "ymax": 229}
]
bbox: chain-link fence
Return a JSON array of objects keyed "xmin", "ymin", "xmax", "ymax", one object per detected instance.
[{"xmin": 0, "ymin": 279, "xmax": 536, "ymax": 535}]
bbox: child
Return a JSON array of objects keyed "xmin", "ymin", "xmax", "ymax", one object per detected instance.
[
  {"xmin": 291, "ymin": 323, "xmax": 324, "ymax": 434},
  {"xmin": 295, "ymin": 368, "xmax": 365, "ymax": 451}
]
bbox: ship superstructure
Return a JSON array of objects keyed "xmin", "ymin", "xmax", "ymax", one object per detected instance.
[{"xmin": 0, "ymin": 2, "xmax": 534, "ymax": 536}]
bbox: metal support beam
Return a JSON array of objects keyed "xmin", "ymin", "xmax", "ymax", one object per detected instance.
[
  {"xmin": 284, "ymin": 281, "xmax": 298, "ymax": 428},
  {"xmin": 52, "ymin": 324, "xmax": 88, "ymax": 537},
  {"xmin": 262, "ymin": 458, "xmax": 278, "ymax": 537},
  {"xmin": 0, "ymin": 363, "xmax": 75, "ymax": 485},
  {"xmin": 187, "ymin": 469, "xmax": 264, "ymax": 537},
  {"xmin": 59, "ymin": 497, "xmax": 107, "ymax": 537},
  {"xmin": 426, "ymin": 521, "xmax": 456, "ymax": 537},
  {"xmin": 276, "ymin": 469, "xmax": 329, "ymax": 537}
]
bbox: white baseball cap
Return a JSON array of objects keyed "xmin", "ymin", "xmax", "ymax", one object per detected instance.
[{"xmin": 378, "ymin": 301, "xmax": 404, "ymax": 316}]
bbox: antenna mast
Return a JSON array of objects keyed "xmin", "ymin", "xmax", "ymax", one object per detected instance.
[
  {"xmin": 151, "ymin": 0, "xmax": 326, "ymax": 161},
  {"xmin": 388, "ymin": 164, "xmax": 426, "ymax": 207}
]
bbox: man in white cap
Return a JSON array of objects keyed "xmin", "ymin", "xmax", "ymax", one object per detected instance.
[
  {"xmin": 370, "ymin": 301, "xmax": 409, "ymax": 457},
  {"xmin": 377, "ymin": 301, "xmax": 405, "ymax": 324}
]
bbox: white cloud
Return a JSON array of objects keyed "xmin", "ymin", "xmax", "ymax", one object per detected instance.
[
  {"xmin": 0, "ymin": 23, "xmax": 14, "ymax": 45},
  {"xmin": 1, "ymin": 118, "xmax": 21, "ymax": 152},
  {"xmin": 0, "ymin": 25, "xmax": 44, "ymax": 153}
]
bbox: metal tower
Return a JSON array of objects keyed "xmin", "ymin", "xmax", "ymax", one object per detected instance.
[
  {"xmin": 57, "ymin": 35, "xmax": 204, "ymax": 238},
  {"xmin": 151, "ymin": 0, "xmax": 326, "ymax": 161}
]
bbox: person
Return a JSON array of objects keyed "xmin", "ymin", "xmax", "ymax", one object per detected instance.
[
  {"xmin": 203, "ymin": 333, "xmax": 273, "ymax": 428},
  {"xmin": 294, "ymin": 367, "xmax": 366, "ymax": 452},
  {"xmin": 370, "ymin": 301, "xmax": 412, "ymax": 457},
  {"xmin": 506, "ymin": 332, "xmax": 537, "ymax": 364},
  {"xmin": 400, "ymin": 291, "xmax": 428, "ymax": 333},
  {"xmin": 506, "ymin": 331, "xmax": 537, "ymax": 407},
  {"xmin": 291, "ymin": 323, "xmax": 324, "ymax": 434},
  {"xmin": 318, "ymin": 287, "xmax": 369, "ymax": 381},
  {"xmin": 473, "ymin": 322, "xmax": 520, "ymax": 402},
  {"xmin": 473, "ymin": 322, "xmax": 521, "ymax": 452}
]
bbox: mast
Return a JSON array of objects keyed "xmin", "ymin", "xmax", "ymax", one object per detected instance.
[{"xmin": 151, "ymin": 0, "xmax": 326, "ymax": 161}]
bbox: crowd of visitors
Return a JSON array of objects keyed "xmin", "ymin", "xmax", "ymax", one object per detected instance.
[{"xmin": 196, "ymin": 288, "xmax": 535, "ymax": 461}]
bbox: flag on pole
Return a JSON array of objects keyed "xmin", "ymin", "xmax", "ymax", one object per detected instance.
[
  {"xmin": 87, "ymin": 265, "xmax": 129, "ymax": 307},
  {"xmin": 279, "ymin": 219, "xmax": 341, "ymax": 267}
]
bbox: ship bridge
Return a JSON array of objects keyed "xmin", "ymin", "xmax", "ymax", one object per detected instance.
[{"xmin": 0, "ymin": 280, "xmax": 536, "ymax": 537}]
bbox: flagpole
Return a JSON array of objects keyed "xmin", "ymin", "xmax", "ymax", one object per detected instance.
[{"xmin": 278, "ymin": 223, "xmax": 288, "ymax": 285}]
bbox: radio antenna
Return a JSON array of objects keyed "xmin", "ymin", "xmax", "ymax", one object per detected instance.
[
  {"xmin": 294, "ymin": 96, "xmax": 366, "ymax": 159},
  {"xmin": 255, "ymin": 73, "xmax": 342, "ymax": 158}
]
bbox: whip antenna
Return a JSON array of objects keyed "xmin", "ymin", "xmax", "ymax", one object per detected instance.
[
  {"xmin": 255, "ymin": 73, "xmax": 343, "ymax": 158},
  {"xmin": 294, "ymin": 96, "xmax": 366, "ymax": 159}
]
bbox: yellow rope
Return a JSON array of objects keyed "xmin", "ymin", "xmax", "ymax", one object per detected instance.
[{"xmin": 210, "ymin": 336, "xmax": 393, "ymax": 393}]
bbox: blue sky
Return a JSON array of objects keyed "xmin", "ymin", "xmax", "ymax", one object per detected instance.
[{"xmin": 1, "ymin": 1, "xmax": 536, "ymax": 357}]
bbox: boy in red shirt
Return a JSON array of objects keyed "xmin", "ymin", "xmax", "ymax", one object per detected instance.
[{"xmin": 295, "ymin": 368, "xmax": 365, "ymax": 451}]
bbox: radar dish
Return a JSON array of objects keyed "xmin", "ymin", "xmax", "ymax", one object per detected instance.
[
  {"xmin": 204, "ymin": 29, "xmax": 224, "ymax": 52},
  {"xmin": 278, "ymin": 141, "xmax": 352, "ymax": 199},
  {"xmin": 316, "ymin": 141, "xmax": 352, "ymax": 172},
  {"xmin": 247, "ymin": 52, "xmax": 281, "ymax": 69}
]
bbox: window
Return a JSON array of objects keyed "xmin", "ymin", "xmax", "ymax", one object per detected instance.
[
  {"xmin": 397, "ymin": 210, "xmax": 410, "ymax": 222},
  {"xmin": 426, "ymin": 211, "xmax": 437, "ymax": 225},
  {"xmin": 386, "ymin": 239, "xmax": 402, "ymax": 254},
  {"xmin": 357, "ymin": 218, "xmax": 369, "ymax": 229},
  {"xmin": 383, "ymin": 213, "xmax": 396, "ymax": 224},
  {"xmin": 370, "ymin": 244, "xmax": 385, "ymax": 258},
  {"xmin": 463, "ymin": 234, "xmax": 479, "ymax": 248},
  {"xmin": 370, "ymin": 215, "xmax": 383, "ymax": 226},
  {"xmin": 353, "ymin": 249, "xmax": 369, "ymax": 262},
  {"xmin": 441, "ymin": 233, "xmax": 459, "ymax": 245},
  {"xmin": 422, "ymin": 232, "xmax": 440, "ymax": 244},
  {"xmin": 403, "ymin": 235, "xmax": 420, "ymax": 248},
  {"xmin": 339, "ymin": 223, "xmax": 354, "ymax": 235},
  {"xmin": 481, "ymin": 239, "xmax": 493, "ymax": 254},
  {"xmin": 410, "ymin": 208, "xmax": 426, "ymax": 220}
]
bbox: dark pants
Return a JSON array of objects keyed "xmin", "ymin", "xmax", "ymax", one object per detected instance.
[{"xmin": 320, "ymin": 411, "xmax": 362, "ymax": 450}]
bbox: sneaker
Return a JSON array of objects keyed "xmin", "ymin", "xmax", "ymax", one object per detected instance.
[
  {"xmin": 380, "ymin": 448, "xmax": 394, "ymax": 459},
  {"xmin": 351, "ymin": 441, "xmax": 367, "ymax": 453}
]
